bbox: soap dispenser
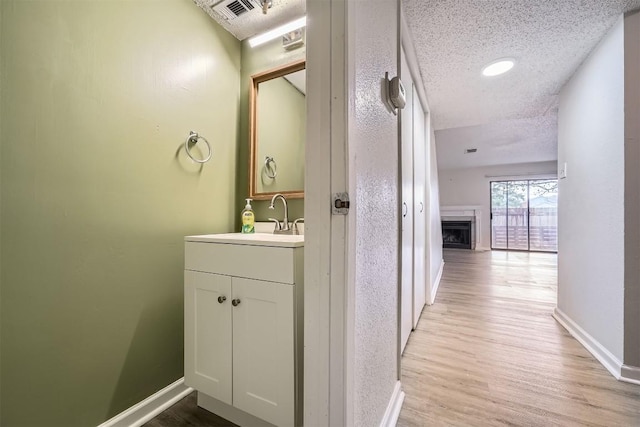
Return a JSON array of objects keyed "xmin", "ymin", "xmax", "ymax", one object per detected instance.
[{"xmin": 241, "ymin": 198, "xmax": 255, "ymax": 234}]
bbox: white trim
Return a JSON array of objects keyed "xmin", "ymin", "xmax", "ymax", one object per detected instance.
[
  {"xmin": 332, "ymin": 0, "xmax": 349, "ymax": 424},
  {"xmin": 484, "ymin": 171, "xmax": 558, "ymax": 179},
  {"xmin": 97, "ymin": 378, "xmax": 193, "ymax": 427},
  {"xmin": 428, "ymin": 260, "xmax": 445, "ymax": 305},
  {"xmin": 440, "ymin": 205, "xmax": 482, "ymax": 211},
  {"xmin": 379, "ymin": 381, "xmax": 405, "ymax": 427},
  {"xmin": 621, "ymin": 365, "xmax": 640, "ymax": 385},
  {"xmin": 553, "ymin": 308, "xmax": 622, "ymax": 379},
  {"xmin": 440, "ymin": 206, "xmax": 482, "ymax": 251},
  {"xmin": 345, "ymin": 0, "xmax": 357, "ymax": 415},
  {"xmin": 304, "ymin": 0, "xmax": 349, "ymax": 424}
]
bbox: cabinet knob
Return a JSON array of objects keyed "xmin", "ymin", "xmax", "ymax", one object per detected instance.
[
  {"xmin": 231, "ymin": 298, "xmax": 241, "ymax": 307},
  {"xmin": 217, "ymin": 296, "xmax": 227, "ymax": 304}
]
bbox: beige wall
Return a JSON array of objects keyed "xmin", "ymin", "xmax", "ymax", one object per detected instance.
[
  {"xmin": 0, "ymin": 1, "xmax": 240, "ymax": 425},
  {"xmin": 438, "ymin": 161, "xmax": 557, "ymax": 249},
  {"xmin": 624, "ymin": 9, "xmax": 640, "ymax": 376},
  {"xmin": 428, "ymin": 127, "xmax": 443, "ymax": 289},
  {"xmin": 558, "ymin": 16, "xmax": 625, "ymax": 364},
  {"xmin": 237, "ymin": 37, "xmax": 305, "ymax": 224}
]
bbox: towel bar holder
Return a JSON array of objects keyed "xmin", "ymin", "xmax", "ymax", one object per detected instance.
[{"xmin": 185, "ymin": 131, "xmax": 212, "ymax": 163}]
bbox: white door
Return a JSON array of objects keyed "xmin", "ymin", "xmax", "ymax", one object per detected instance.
[
  {"xmin": 412, "ymin": 86, "xmax": 427, "ymax": 326},
  {"xmin": 232, "ymin": 277, "xmax": 295, "ymax": 427},
  {"xmin": 400, "ymin": 48, "xmax": 414, "ymax": 352},
  {"xmin": 184, "ymin": 270, "xmax": 233, "ymax": 405}
]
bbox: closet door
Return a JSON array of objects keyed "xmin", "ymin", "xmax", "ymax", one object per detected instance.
[
  {"xmin": 400, "ymin": 48, "xmax": 414, "ymax": 352},
  {"xmin": 412, "ymin": 86, "xmax": 426, "ymax": 327}
]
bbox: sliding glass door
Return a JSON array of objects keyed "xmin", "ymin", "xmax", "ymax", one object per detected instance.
[
  {"xmin": 490, "ymin": 182, "xmax": 508, "ymax": 249},
  {"xmin": 528, "ymin": 180, "xmax": 558, "ymax": 251},
  {"xmin": 490, "ymin": 179, "xmax": 558, "ymax": 252}
]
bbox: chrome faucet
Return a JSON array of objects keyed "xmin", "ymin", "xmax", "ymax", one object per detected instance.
[{"xmin": 268, "ymin": 193, "xmax": 291, "ymax": 234}]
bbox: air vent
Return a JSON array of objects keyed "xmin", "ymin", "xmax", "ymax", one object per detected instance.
[
  {"xmin": 465, "ymin": 148, "xmax": 478, "ymax": 154},
  {"xmin": 211, "ymin": 0, "xmax": 258, "ymax": 20}
]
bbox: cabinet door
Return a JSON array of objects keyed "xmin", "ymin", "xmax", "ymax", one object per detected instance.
[
  {"xmin": 231, "ymin": 278, "xmax": 295, "ymax": 427},
  {"xmin": 184, "ymin": 270, "xmax": 232, "ymax": 405}
]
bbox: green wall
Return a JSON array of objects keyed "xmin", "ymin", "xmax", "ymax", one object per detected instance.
[
  {"xmin": 237, "ymin": 38, "xmax": 305, "ymax": 223},
  {"xmin": 0, "ymin": 1, "xmax": 241, "ymax": 425}
]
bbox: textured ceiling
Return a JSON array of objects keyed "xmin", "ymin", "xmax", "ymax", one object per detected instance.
[
  {"xmin": 402, "ymin": 0, "xmax": 640, "ymax": 169},
  {"xmin": 193, "ymin": 0, "xmax": 640, "ymax": 170},
  {"xmin": 193, "ymin": 0, "xmax": 305, "ymax": 40},
  {"xmin": 435, "ymin": 115, "xmax": 558, "ymax": 170}
]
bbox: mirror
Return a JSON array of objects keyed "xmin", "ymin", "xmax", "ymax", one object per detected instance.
[{"xmin": 249, "ymin": 60, "xmax": 305, "ymax": 200}]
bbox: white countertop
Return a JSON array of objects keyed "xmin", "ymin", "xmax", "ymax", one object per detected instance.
[{"xmin": 185, "ymin": 232, "xmax": 304, "ymax": 248}]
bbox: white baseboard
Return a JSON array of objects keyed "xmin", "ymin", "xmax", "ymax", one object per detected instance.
[
  {"xmin": 379, "ymin": 381, "xmax": 405, "ymax": 427},
  {"xmin": 428, "ymin": 260, "xmax": 444, "ymax": 305},
  {"xmin": 97, "ymin": 378, "xmax": 193, "ymax": 427},
  {"xmin": 621, "ymin": 364, "xmax": 640, "ymax": 385},
  {"xmin": 552, "ymin": 308, "xmax": 622, "ymax": 380}
]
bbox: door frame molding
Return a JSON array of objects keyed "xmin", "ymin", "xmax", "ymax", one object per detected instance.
[{"xmin": 304, "ymin": 0, "xmax": 349, "ymax": 425}]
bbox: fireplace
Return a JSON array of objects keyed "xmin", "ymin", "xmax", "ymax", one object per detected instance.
[
  {"xmin": 440, "ymin": 206, "xmax": 480, "ymax": 250},
  {"xmin": 442, "ymin": 220, "xmax": 472, "ymax": 249}
]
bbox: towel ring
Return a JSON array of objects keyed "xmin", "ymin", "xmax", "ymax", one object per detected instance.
[
  {"xmin": 264, "ymin": 156, "xmax": 277, "ymax": 179},
  {"xmin": 185, "ymin": 131, "xmax": 212, "ymax": 163}
]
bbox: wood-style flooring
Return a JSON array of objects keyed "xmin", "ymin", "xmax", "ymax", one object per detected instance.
[
  {"xmin": 398, "ymin": 249, "xmax": 640, "ymax": 427},
  {"xmin": 143, "ymin": 392, "xmax": 237, "ymax": 427},
  {"xmin": 146, "ymin": 249, "xmax": 640, "ymax": 426}
]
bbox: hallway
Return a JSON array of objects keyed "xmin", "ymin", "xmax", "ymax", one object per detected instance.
[{"xmin": 398, "ymin": 249, "xmax": 640, "ymax": 426}]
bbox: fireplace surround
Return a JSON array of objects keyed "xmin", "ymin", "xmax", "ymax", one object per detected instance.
[
  {"xmin": 442, "ymin": 220, "xmax": 472, "ymax": 249},
  {"xmin": 440, "ymin": 206, "xmax": 481, "ymax": 250}
]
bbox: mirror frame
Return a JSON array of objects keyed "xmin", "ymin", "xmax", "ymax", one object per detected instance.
[{"xmin": 249, "ymin": 59, "xmax": 306, "ymax": 200}]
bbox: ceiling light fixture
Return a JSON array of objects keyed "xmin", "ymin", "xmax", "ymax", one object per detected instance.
[
  {"xmin": 482, "ymin": 58, "xmax": 515, "ymax": 77},
  {"xmin": 248, "ymin": 16, "xmax": 306, "ymax": 48},
  {"xmin": 259, "ymin": 0, "xmax": 272, "ymax": 14}
]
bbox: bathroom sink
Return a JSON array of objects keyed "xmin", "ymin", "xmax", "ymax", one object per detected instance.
[{"xmin": 185, "ymin": 232, "xmax": 304, "ymax": 248}]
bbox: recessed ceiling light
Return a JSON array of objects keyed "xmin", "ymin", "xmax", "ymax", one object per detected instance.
[{"xmin": 482, "ymin": 58, "xmax": 515, "ymax": 77}]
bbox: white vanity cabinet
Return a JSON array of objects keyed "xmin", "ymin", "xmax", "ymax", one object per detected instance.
[{"xmin": 184, "ymin": 233, "xmax": 304, "ymax": 427}]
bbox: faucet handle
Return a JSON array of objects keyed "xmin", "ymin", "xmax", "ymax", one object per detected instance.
[
  {"xmin": 293, "ymin": 218, "xmax": 304, "ymax": 235},
  {"xmin": 268, "ymin": 217, "xmax": 281, "ymax": 231}
]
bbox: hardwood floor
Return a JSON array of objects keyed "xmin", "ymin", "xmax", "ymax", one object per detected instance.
[
  {"xmin": 142, "ymin": 392, "xmax": 238, "ymax": 427},
  {"xmin": 398, "ymin": 249, "xmax": 640, "ymax": 427}
]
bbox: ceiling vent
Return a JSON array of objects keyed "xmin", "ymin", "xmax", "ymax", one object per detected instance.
[
  {"xmin": 465, "ymin": 148, "xmax": 478, "ymax": 154},
  {"xmin": 211, "ymin": 0, "xmax": 258, "ymax": 20}
]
